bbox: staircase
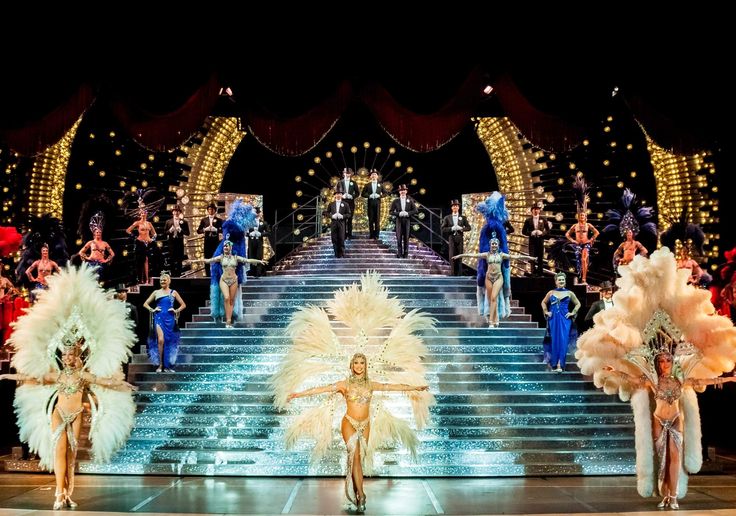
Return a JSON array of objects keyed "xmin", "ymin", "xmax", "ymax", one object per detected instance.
[{"xmin": 79, "ymin": 232, "xmax": 635, "ymax": 476}]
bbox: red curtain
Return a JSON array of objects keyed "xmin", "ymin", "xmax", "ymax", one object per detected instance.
[
  {"xmin": 361, "ymin": 68, "xmax": 486, "ymax": 153},
  {"xmin": 244, "ymin": 81, "xmax": 352, "ymax": 156},
  {"xmin": 109, "ymin": 74, "xmax": 221, "ymax": 152},
  {"xmin": 493, "ymin": 75, "xmax": 587, "ymax": 152},
  {"xmin": 0, "ymin": 84, "xmax": 95, "ymax": 156}
]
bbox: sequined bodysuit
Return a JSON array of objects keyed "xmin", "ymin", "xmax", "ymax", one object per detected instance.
[{"xmin": 220, "ymin": 255, "xmax": 239, "ymax": 286}]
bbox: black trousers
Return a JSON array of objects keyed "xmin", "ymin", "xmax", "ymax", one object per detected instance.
[
  {"xmin": 344, "ymin": 199, "xmax": 355, "ymax": 237},
  {"xmin": 331, "ymin": 221, "xmax": 346, "ymax": 257},
  {"xmin": 529, "ymin": 236, "xmax": 545, "ymax": 275},
  {"xmin": 367, "ymin": 200, "xmax": 380, "ymax": 238},
  {"xmin": 167, "ymin": 237, "xmax": 185, "ymax": 276},
  {"xmin": 395, "ymin": 218, "xmax": 410, "ymax": 257},
  {"xmin": 248, "ymin": 237, "xmax": 265, "ymax": 276},
  {"xmin": 448, "ymin": 233, "xmax": 464, "ymax": 275}
]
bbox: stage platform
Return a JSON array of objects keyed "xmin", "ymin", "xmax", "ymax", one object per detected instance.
[{"xmin": 1, "ymin": 471, "xmax": 736, "ymax": 514}]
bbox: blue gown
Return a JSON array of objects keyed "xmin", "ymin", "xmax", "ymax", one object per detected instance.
[
  {"xmin": 546, "ymin": 292, "xmax": 576, "ymax": 368},
  {"xmin": 147, "ymin": 290, "xmax": 181, "ymax": 368}
]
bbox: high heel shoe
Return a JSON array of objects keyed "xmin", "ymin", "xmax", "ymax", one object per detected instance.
[
  {"xmin": 669, "ymin": 493, "xmax": 679, "ymax": 510},
  {"xmin": 53, "ymin": 491, "xmax": 65, "ymax": 510},
  {"xmin": 65, "ymin": 493, "xmax": 78, "ymax": 508},
  {"xmin": 657, "ymin": 495, "xmax": 670, "ymax": 509},
  {"xmin": 356, "ymin": 493, "xmax": 366, "ymax": 512}
]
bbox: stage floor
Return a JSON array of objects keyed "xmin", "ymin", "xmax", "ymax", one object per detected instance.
[{"xmin": 1, "ymin": 473, "xmax": 736, "ymax": 515}]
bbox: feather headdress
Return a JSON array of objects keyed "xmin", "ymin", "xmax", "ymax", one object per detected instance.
[
  {"xmin": 603, "ymin": 188, "xmax": 657, "ymax": 238},
  {"xmin": 572, "ymin": 176, "xmax": 590, "ymax": 214}
]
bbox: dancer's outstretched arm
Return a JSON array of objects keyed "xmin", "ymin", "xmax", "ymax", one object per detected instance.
[
  {"xmin": 687, "ymin": 376, "xmax": 736, "ymax": 389},
  {"xmin": 83, "ymin": 372, "xmax": 138, "ymax": 391},
  {"xmin": 602, "ymin": 366, "xmax": 651, "ymax": 389},
  {"xmin": 287, "ymin": 381, "xmax": 344, "ymax": 401},
  {"xmin": 372, "ymin": 383, "xmax": 429, "ymax": 392},
  {"xmin": 452, "ymin": 252, "xmax": 485, "ymax": 260}
]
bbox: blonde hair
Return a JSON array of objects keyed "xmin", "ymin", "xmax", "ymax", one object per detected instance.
[{"xmin": 349, "ymin": 353, "xmax": 369, "ymax": 381}]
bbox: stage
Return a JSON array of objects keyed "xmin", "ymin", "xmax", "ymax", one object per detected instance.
[{"xmin": 1, "ymin": 472, "xmax": 736, "ymax": 514}]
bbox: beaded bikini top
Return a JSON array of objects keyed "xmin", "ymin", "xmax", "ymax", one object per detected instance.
[
  {"xmin": 57, "ymin": 368, "xmax": 85, "ymax": 397},
  {"xmin": 655, "ymin": 375, "xmax": 682, "ymax": 404},
  {"xmin": 221, "ymin": 255, "xmax": 238, "ymax": 269},
  {"xmin": 345, "ymin": 376, "xmax": 372, "ymax": 404}
]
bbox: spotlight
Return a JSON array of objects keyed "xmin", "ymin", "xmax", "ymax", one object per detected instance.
[{"xmin": 611, "ymin": 86, "xmax": 619, "ymax": 97}]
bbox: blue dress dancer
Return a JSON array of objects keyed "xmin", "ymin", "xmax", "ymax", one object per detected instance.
[
  {"xmin": 143, "ymin": 271, "xmax": 186, "ymax": 372},
  {"xmin": 540, "ymin": 272, "xmax": 580, "ymax": 372},
  {"xmin": 476, "ymin": 192, "xmax": 512, "ymax": 320},
  {"xmin": 205, "ymin": 199, "xmax": 259, "ymax": 325}
]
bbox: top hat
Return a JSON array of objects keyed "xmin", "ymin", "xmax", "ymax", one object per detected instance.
[
  {"xmin": 342, "ymin": 167, "xmax": 353, "ymax": 175},
  {"xmin": 599, "ymin": 280, "xmax": 614, "ymax": 291},
  {"xmin": 172, "ymin": 205, "xmax": 182, "ymax": 213},
  {"xmin": 530, "ymin": 201, "xmax": 542, "ymax": 210},
  {"xmin": 369, "ymin": 169, "xmax": 379, "ymax": 176},
  {"xmin": 206, "ymin": 202, "xmax": 217, "ymax": 210},
  {"xmin": 398, "ymin": 184, "xmax": 408, "ymax": 192},
  {"xmin": 450, "ymin": 199, "xmax": 460, "ymax": 207},
  {"xmin": 334, "ymin": 184, "xmax": 345, "ymax": 194},
  {"xmin": 114, "ymin": 283, "xmax": 128, "ymax": 293}
]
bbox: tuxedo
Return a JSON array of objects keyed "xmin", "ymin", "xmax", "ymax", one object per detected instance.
[
  {"xmin": 325, "ymin": 200, "xmax": 352, "ymax": 257},
  {"xmin": 522, "ymin": 214, "xmax": 550, "ymax": 275},
  {"xmin": 340, "ymin": 178, "xmax": 360, "ymax": 238},
  {"xmin": 585, "ymin": 298, "xmax": 614, "ymax": 324},
  {"xmin": 247, "ymin": 219, "xmax": 271, "ymax": 277},
  {"xmin": 389, "ymin": 196, "xmax": 418, "ymax": 258},
  {"xmin": 197, "ymin": 215, "xmax": 223, "ymax": 275},
  {"xmin": 164, "ymin": 217, "xmax": 190, "ymax": 276},
  {"xmin": 441, "ymin": 213, "xmax": 471, "ymax": 275},
  {"xmin": 360, "ymin": 181, "xmax": 385, "ymax": 238}
]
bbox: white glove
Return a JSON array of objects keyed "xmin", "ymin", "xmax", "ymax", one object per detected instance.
[
  {"xmin": 452, "ymin": 225, "xmax": 462, "ymax": 231},
  {"xmin": 331, "ymin": 213, "xmax": 339, "ymax": 220},
  {"xmin": 206, "ymin": 226, "xmax": 217, "ymax": 233},
  {"xmin": 344, "ymin": 194, "xmax": 353, "ymax": 200},
  {"xmin": 532, "ymin": 230, "xmax": 542, "ymax": 236},
  {"xmin": 399, "ymin": 211, "xmax": 409, "ymax": 217},
  {"xmin": 337, "ymin": 213, "xmax": 344, "ymax": 220},
  {"xmin": 370, "ymin": 193, "xmax": 380, "ymax": 199}
]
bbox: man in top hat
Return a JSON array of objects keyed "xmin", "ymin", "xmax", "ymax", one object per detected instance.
[
  {"xmin": 247, "ymin": 207, "xmax": 271, "ymax": 277},
  {"xmin": 164, "ymin": 205, "xmax": 190, "ymax": 277},
  {"xmin": 521, "ymin": 201, "xmax": 551, "ymax": 276},
  {"xmin": 325, "ymin": 186, "xmax": 352, "ymax": 258},
  {"xmin": 584, "ymin": 280, "xmax": 614, "ymax": 326},
  {"xmin": 360, "ymin": 169, "xmax": 384, "ymax": 239},
  {"xmin": 441, "ymin": 199, "xmax": 471, "ymax": 275},
  {"xmin": 114, "ymin": 284, "xmax": 139, "ymax": 329},
  {"xmin": 197, "ymin": 203, "xmax": 223, "ymax": 276},
  {"xmin": 339, "ymin": 168, "xmax": 360, "ymax": 239},
  {"xmin": 389, "ymin": 184, "xmax": 418, "ymax": 258}
]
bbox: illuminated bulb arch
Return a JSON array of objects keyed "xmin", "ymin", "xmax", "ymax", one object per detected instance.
[
  {"xmin": 295, "ymin": 140, "xmax": 426, "ymax": 233},
  {"xmin": 27, "ymin": 116, "xmax": 83, "ymax": 219}
]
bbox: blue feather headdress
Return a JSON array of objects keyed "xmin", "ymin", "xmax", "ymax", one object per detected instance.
[{"xmin": 603, "ymin": 188, "xmax": 657, "ymax": 238}]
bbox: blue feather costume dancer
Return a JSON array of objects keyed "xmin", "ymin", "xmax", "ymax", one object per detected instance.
[
  {"xmin": 476, "ymin": 192, "xmax": 512, "ymax": 319},
  {"xmin": 209, "ymin": 199, "xmax": 259, "ymax": 323}
]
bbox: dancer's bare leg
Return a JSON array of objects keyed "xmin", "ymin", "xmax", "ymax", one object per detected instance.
[
  {"xmin": 228, "ymin": 282, "xmax": 238, "ymax": 323},
  {"xmin": 341, "ymin": 417, "xmax": 368, "ymax": 502},
  {"xmin": 219, "ymin": 279, "xmax": 231, "ymax": 324},
  {"xmin": 581, "ymin": 248, "xmax": 589, "ymax": 284},
  {"xmin": 65, "ymin": 413, "xmax": 83, "ymax": 505},
  {"xmin": 51, "ymin": 410, "xmax": 67, "ymax": 507},
  {"xmin": 156, "ymin": 324, "xmax": 164, "ymax": 368}
]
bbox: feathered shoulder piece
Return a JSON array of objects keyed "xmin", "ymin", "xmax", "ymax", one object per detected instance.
[
  {"xmin": 476, "ymin": 191, "xmax": 509, "ymax": 223},
  {"xmin": 603, "ymin": 188, "xmax": 657, "ymax": 238}
]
